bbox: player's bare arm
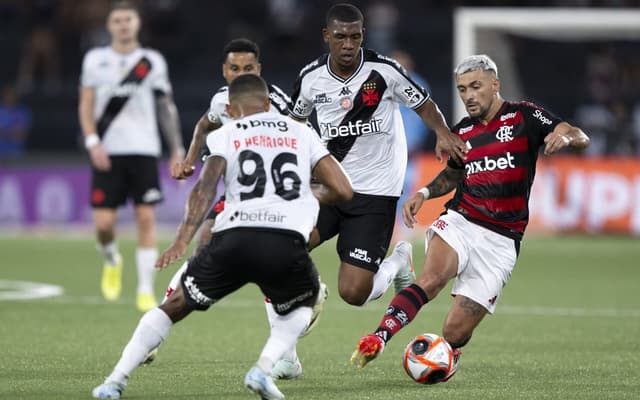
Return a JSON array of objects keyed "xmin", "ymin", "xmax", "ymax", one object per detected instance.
[
  {"xmin": 171, "ymin": 112, "xmax": 220, "ymax": 179},
  {"xmin": 543, "ymin": 122, "xmax": 590, "ymax": 156},
  {"xmin": 402, "ymin": 165, "xmax": 464, "ymax": 228},
  {"xmin": 415, "ymin": 99, "xmax": 468, "ymax": 163},
  {"xmin": 78, "ymin": 86, "xmax": 111, "ymax": 171},
  {"xmin": 156, "ymin": 94, "xmax": 185, "ymax": 172},
  {"xmin": 311, "ymin": 155, "xmax": 353, "ymax": 204},
  {"xmin": 156, "ymin": 156, "xmax": 225, "ymax": 269}
]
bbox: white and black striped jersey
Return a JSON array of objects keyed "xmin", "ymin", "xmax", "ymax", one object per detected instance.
[
  {"xmin": 206, "ymin": 112, "xmax": 329, "ymax": 241},
  {"xmin": 207, "ymin": 83, "xmax": 291, "ymax": 125},
  {"xmin": 80, "ymin": 46, "xmax": 172, "ymax": 157},
  {"xmin": 290, "ymin": 48, "xmax": 429, "ymax": 197}
]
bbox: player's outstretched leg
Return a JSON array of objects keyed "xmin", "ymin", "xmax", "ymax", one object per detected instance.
[
  {"xmin": 350, "ymin": 334, "xmax": 385, "ymax": 369},
  {"xmin": 245, "ymin": 365, "xmax": 285, "ymax": 400}
]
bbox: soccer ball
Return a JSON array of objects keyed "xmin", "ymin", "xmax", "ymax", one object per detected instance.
[{"xmin": 403, "ymin": 333, "xmax": 453, "ymax": 384}]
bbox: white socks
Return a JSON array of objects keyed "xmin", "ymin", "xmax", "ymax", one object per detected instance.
[
  {"xmin": 363, "ymin": 247, "xmax": 406, "ymax": 305},
  {"xmin": 136, "ymin": 247, "xmax": 158, "ymax": 295},
  {"xmin": 162, "ymin": 260, "xmax": 188, "ymax": 303},
  {"xmin": 97, "ymin": 241, "xmax": 120, "ymax": 266},
  {"xmin": 108, "ymin": 308, "xmax": 173, "ymax": 384},
  {"xmin": 258, "ymin": 305, "xmax": 311, "ymax": 373}
]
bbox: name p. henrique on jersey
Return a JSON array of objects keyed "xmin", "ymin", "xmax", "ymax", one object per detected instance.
[
  {"xmin": 80, "ymin": 46, "xmax": 171, "ymax": 156},
  {"xmin": 290, "ymin": 48, "xmax": 429, "ymax": 197},
  {"xmin": 206, "ymin": 112, "xmax": 329, "ymax": 242}
]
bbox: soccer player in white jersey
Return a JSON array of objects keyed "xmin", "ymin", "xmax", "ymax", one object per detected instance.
[
  {"xmin": 164, "ymin": 38, "xmax": 291, "ymax": 298},
  {"xmin": 78, "ymin": 1, "xmax": 184, "ymax": 312},
  {"xmin": 91, "ymin": 74, "xmax": 353, "ymax": 400}
]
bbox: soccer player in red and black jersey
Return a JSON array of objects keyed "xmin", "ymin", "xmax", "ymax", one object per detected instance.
[{"xmin": 350, "ymin": 54, "xmax": 589, "ymax": 379}]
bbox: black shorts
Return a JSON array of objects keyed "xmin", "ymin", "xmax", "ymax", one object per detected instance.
[
  {"xmin": 90, "ymin": 155, "xmax": 163, "ymax": 208},
  {"xmin": 181, "ymin": 228, "xmax": 320, "ymax": 314},
  {"xmin": 316, "ymin": 193, "xmax": 397, "ymax": 272}
]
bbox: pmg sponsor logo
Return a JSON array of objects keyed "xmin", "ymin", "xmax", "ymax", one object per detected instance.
[
  {"xmin": 320, "ymin": 119, "xmax": 383, "ymax": 138},
  {"xmin": 110, "ymin": 83, "xmax": 141, "ymax": 97},
  {"xmin": 465, "ymin": 152, "xmax": 516, "ymax": 177}
]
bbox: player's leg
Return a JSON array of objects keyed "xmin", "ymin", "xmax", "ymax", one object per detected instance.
[
  {"xmin": 334, "ymin": 195, "xmax": 412, "ymax": 306},
  {"xmin": 94, "ymin": 208, "xmax": 122, "ymax": 301},
  {"xmin": 134, "ymin": 204, "xmax": 158, "ymax": 312},
  {"xmin": 92, "ymin": 284, "xmax": 194, "ymax": 399},
  {"xmin": 438, "ymin": 218, "xmax": 518, "ymax": 381},
  {"xmin": 439, "ymin": 295, "xmax": 487, "ymax": 382},
  {"xmin": 91, "ymin": 160, "xmax": 126, "ymax": 302},
  {"xmin": 130, "ymin": 156, "xmax": 164, "ymax": 312},
  {"xmin": 351, "ymin": 213, "xmax": 464, "ymax": 368},
  {"xmin": 246, "ymin": 231, "xmax": 318, "ymax": 399}
]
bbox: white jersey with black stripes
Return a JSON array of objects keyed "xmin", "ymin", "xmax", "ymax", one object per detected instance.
[
  {"xmin": 290, "ymin": 48, "xmax": 430, "ymax": 197},
  {"xmin": 80, "ymin": 46, "xmax": 171, "ymax": 156}
]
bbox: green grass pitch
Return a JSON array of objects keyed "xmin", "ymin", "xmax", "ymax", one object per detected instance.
[{"xmin": 1, "ymin": 234, "xmax": 638, "ymax": 399}]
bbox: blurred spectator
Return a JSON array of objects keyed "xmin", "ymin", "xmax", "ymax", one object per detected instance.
[
  {"xmin": 391, "ymin": 50, "xmax": 432, "ymax": 156},
  {"xmin": 15, "ymin": 0, "xmax": 62, "ymax": 95},
  {"xmin": 365, "ymin": 1, "xmax": 399, "ymax": 54},
  {"xmin": 574, "ymin": 102, "xmax": 612, "ymax": 156},
  {"xmin": 585, "ymin": 44, "xmax": 619, "ymax": 104},
  {"xmin": 390, "ymin": 49, "xmax": 432, "ymax": 235},
  {"xmin": 0, "ymin": 85, "xmax": 31, "ymax": 157}
]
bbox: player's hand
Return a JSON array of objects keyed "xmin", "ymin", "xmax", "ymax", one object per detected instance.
[
  {"xmin": 89, "ymin": 145, "xmax": 111, "ymax": 171},
  {"xmin": 170, "ymin": 159, "xmax": 195, "ymax": 180},
  {"xmin": 435, "ymin": 132, "xmax": 468, "ymax": 163},
  {"xmin": 156, "ymin": 241, "xmax": 188, "ymax": 270},
  {"xmin": 402, "ymin": 192, "xmax": 426, "ymax": 229},
  {"xmin": 543, "ymin": 132, "xmax": 570, "ymax": 156}
]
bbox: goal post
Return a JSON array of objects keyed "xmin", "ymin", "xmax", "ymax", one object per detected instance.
[{"xmin": 452, "ymin": 7, "xmax": 640, "ymax": 122}]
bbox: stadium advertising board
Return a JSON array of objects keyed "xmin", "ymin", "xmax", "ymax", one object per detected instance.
[{"xmin": 412, "ymin": 156, "xmax": 640, "ymax": 235}]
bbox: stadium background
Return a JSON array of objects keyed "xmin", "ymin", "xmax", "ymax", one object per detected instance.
[
  {"xmin": 1, "ymin": 0, "xmax": 639, "ymax": 234},
  {"xmin": 1, "ymin": 2, "xmax": 639, "ymax": 400}
]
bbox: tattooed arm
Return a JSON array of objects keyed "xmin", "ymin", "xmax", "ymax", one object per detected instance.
[
  {"xmin": 401, "ymin": 164, "xmax": 465, "ymax": 229},
  {"xmin": 156, "ymin": 156, "xmax": 226, "ymax": 269}
]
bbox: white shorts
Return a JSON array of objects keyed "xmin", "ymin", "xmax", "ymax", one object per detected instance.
[{"xmin": 426, "ymin": 210, "xmax": 518, "ymax": 314}]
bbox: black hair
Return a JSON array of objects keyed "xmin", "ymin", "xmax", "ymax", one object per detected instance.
[
  {"xmin": 228, "ymin": 74, "xmax": 268, "ymax": 102},
  {"xmin": 325, "ymin": 3, "xmax": 364, "ymax": 26},
  {"xmin": 109, "ymin": 1, "xmax": 139, "ymax": 15},
  {"xmin": 223, "ymin": 38, "xmax": 260, "ymax": 61}
]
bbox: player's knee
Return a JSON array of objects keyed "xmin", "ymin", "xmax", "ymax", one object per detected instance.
[{"xmin": 338, "ymin": 285, "xmax": 367, "ymax": 306}]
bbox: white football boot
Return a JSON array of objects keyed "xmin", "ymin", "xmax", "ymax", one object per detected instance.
[
  {"xmin": 392, "ymin": 241, "xmax": 415, "ymax": 294},
  {"xmin": 92, "ymin": 379, "xmax": 126, "ymax": 399},
  {"xmin": 245, "ymin": 365, "xmax": 285, "ymax": 400}
]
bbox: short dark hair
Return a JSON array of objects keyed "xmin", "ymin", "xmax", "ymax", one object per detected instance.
[
  {"xmin": 228, "ymin": 74, "xmax": 268, "ymax": 103},
  {"xmin": 223, "ymin": 38, "xmax": 260, "ymax": 62},
  {"xmin": 325, "ymin": 3, "xmax": 364, "ymax": 26},
  {"xmin": 109, "ymin": 0, "xmax": 139, "ymax": 15}
]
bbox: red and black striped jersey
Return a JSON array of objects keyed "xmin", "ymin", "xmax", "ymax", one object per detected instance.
[{"xmin": 446, "ymin": 101, "xmax": 562, "ymax": 240}]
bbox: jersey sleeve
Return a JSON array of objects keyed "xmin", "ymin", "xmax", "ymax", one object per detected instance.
[
  {"xmin": 149, "ymin": 52, "xmax": 172, "ymax": 95},
  {"xmin": 80, "ymin": 50, "xmax": 99, "ymax": 88},
  {"xmin": 207, "ymin": 93, "xmax": 223, "ymax": 125},
  {"xmin": 307, "ymin": 125, "xmax": 330, "ymax": 168},
  {"xmin": 521, "ymin": 102, "xmax": 562, "ymax": 147},
  {"xmin": 205, "ymin": 125, "xmax": 229, "ymax": 160},
  {"xmin": 387, "ymin": 64, "xmax": 430, "ymax": 110},
  {"xmin": 290, "ymin": 74, "xmax": 313, "ymax": 119}
]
